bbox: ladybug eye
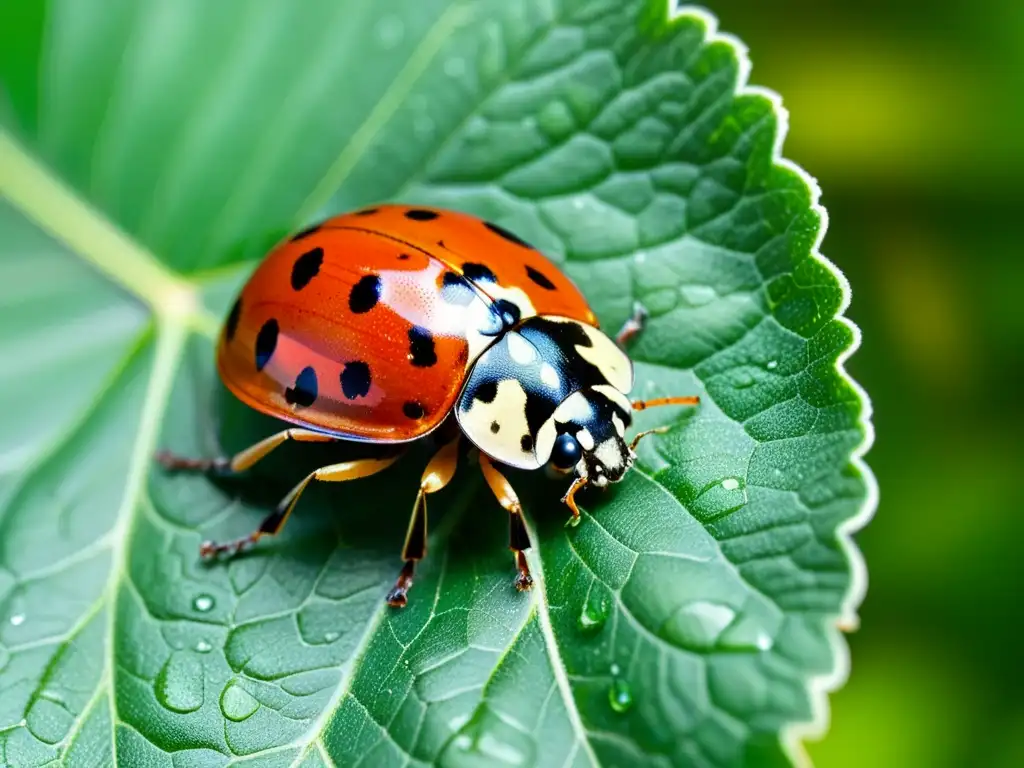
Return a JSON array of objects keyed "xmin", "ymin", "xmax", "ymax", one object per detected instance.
[{"xmin": 550, "ymin": 433, "xmax": 582, "ymax": 470}]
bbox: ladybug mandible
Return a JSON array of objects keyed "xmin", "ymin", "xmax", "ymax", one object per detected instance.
[{"xmin": 157, "ymin": 205, "xmax": 698, "ymax": 606}]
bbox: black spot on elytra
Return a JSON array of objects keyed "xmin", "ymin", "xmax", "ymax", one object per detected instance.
[
  {"xmin": 485, "ymin": 221, "xmax": 532, "ymax": 248},
  {"xmin": 474, "ymin": 380, "xmax": 498, "ymax": 404},
  {"xmin": 290, "ymin": 224, "xmax": 321, "ymax": 241},
  {"xmin": 255, "ymin": 319, "xmax": 279, "ymax": 371},
  {"xmin": 525, "ymin": 265, "xmax": 556, "ymax": 290},
  {"xmin": 441, "ymin": 271, "xmax": 475, "ymax": 306},
  {"xmin": 291, "ymin": 247, "xmax": 323, "ymax": 291},
  {"xmin": 355, "ymin": 207, "xmax": 378, "ymax": 216},
  {"xmin": 398, "ymin": 253, "xmax": 410, "ymax": 260},
  {"xmin": 340, "ymin": 361, "xmax": 371, "ymax": 399},
  {"xmin": 520, "ymin": 434, "xmax": 534, "ymax": 452},
  {"xmin": 463, "ymin": 262, "xmax": 497, "ymax": 283},
  {"xmin": 405, "ymin": 209, "xmax": 438, "ymax": 221},
  {"xmin": 490, "ymin": 421, "xmax": 501, "ymax": 434},
  {"xmin": 225, "ymin": 298, "xmax": 241, "ymax": 341},
  {"xmin": 408, "ymin": 326, "xmax": 437, "ymax": 367},
  {"xmin": 349, "ymin": 274, "xmax": 381, "ymax": 313},
  {"xmin": 285, "ymin": 366, "xmax": 318, "ymax": 407},
  {"xmin": 403, "ymin": 401, "xmax": 426, "ymax": 419}
]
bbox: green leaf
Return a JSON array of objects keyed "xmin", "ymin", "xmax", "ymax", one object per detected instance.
[{"xmin": 0, "ymin": 1, "xmax": 875, "ymax": 766}]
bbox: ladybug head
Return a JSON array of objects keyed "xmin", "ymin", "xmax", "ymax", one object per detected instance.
[{"xmin": 545, "ymin": 387, "xmax": 634, "ymax": 488}]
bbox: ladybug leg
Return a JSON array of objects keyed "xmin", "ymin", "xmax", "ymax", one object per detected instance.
[
  {"xmin": 560, "ymin": 475, "xmax": 588, "ymax": 527},
  {"xmin": 199, "ymin": 454, "xmax": 402, "ymax": 558},
  {"xmin": 479, "ymin": 455, "xmax": 534, "ymax": 592},
  {"xmin": 614, "ymin": 300, "xmax": 648, "ymax": 348},
  {"xmin": 156, "ymin": 428, "xmax": 336, "ymax": 476},
  {"xmin": 386, "ymin": 438, "xmax": 461, "ymax": 608}
]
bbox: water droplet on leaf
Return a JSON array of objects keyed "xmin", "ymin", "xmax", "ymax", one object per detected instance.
[
  {"xmin": 155, "ymin": 652, "xmax": 204, "ymax": 713},
  {"xmin": 608, "ymin": 678, "xmax": 633, "ymax": 713},
  {"xmin": 194, "ymin": 640, "xmax": 212, "ymax": 653},
  {"xmin": 660, "ymin": 600, "xmax": 736, "ymax": 650},
  {"xmin": 766, "ymin": 360, "xmax": 778, "ymax": 370},
  {"xmin": 9, "ymin": 614, "xmax": 24, "ymax": 626},
  {"xmin": 719, "ymin": 613, "xmax": 776, "ymax": 652},
  {"xmin": 192, "ymin": 594, "xmax": 214, "ymax": 612},
  {"xmin": 220, "ymin": 679, "xmax": 259, "ymax": 722},
  {"xmin": 721, "ymin": 477, "xmax": 740, "ymax": 491},
  {"xmin": 679, "ymin": 284, "xmax": 718, "ymax": 307},
  {"xmin": 577, "ymin": 588, "xmax": 611, "ymax": 634}
]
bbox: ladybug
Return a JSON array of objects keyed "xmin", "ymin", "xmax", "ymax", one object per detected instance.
[{"xmin": 157, "ymin": 205, "xmax": 698, "ymax": 606}]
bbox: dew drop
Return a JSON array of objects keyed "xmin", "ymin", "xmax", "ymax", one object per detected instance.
[
  {"xmin": 155, "ymin": 652, "xmax": 204, "ymax": 714},
  {"xmin": 661, "ymin": 600, "xmax": 736, "ymax": 650},
  {"xmin": 577, "ymin": 588, "xmax": 611, "ymax": 635},
  {"xmin": 194, "ymin": 640, "xmax": 212, "ymax": 653},
  {"xmin": 766, "ymin": 360, "xmax": 778, "ymax": 370},
  {"xmin": 220, "ymin": 679, "xmax": 259, "ymax": 722},
  {"xmin": 721, "ymin": 477, "xmax": 740, "ymax": 491},
  {"xmin": 609, "ymin": 663, "xmax": 620, "ymax": 676},
  {"xmin": 323, "ymin": 631, "xmax": 340, "ymax": 643},
  {"xmin": 9, "ymin": 614, "xmax": 24, "ymax": 626},
  {"xmin": 572, "ymin": 198, "xmax": 585, "ymax": 210},
  {"xmin": 634, "ymin": 251, "xmax": 647, "ymax": 264},
  {"xmin": 719, "ymin": 613, "xmax": 777, "ymax": 652},
  {"xmin": 608, "ymin": 678, "xmax": 633, "ymax": 713},
  {"xmin": 731, "ymin": 370, "xmax": 755, "ymax": 389},
  {"xmin": 376, "ymin": 15, "xmax": 404, "ymax": 48},
  {"xmin": 679, "ymin": 284, "xmax": 718, "ymax": 307},
  {"xmin": 192, "ymin": 594, "xmax": 214, "ymax": 613}
]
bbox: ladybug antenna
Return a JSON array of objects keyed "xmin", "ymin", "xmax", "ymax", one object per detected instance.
[
  {"xmin": 631, "ymin": 395, "xmax": 700, "ymax": 411},
  {"xmin": 629, "ymin": 426, "xmax": 671, "ymax": 452}
]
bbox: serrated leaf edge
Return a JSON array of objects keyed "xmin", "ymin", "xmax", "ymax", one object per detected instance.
[{"xmin": 666, "ymin": 4, "xmax": 878, "ymax": 764}]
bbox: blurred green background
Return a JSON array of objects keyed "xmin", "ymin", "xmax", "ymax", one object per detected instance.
[{"xmin": 711, "ymin": 0, "xmax": 1024, "ymax": 765}]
